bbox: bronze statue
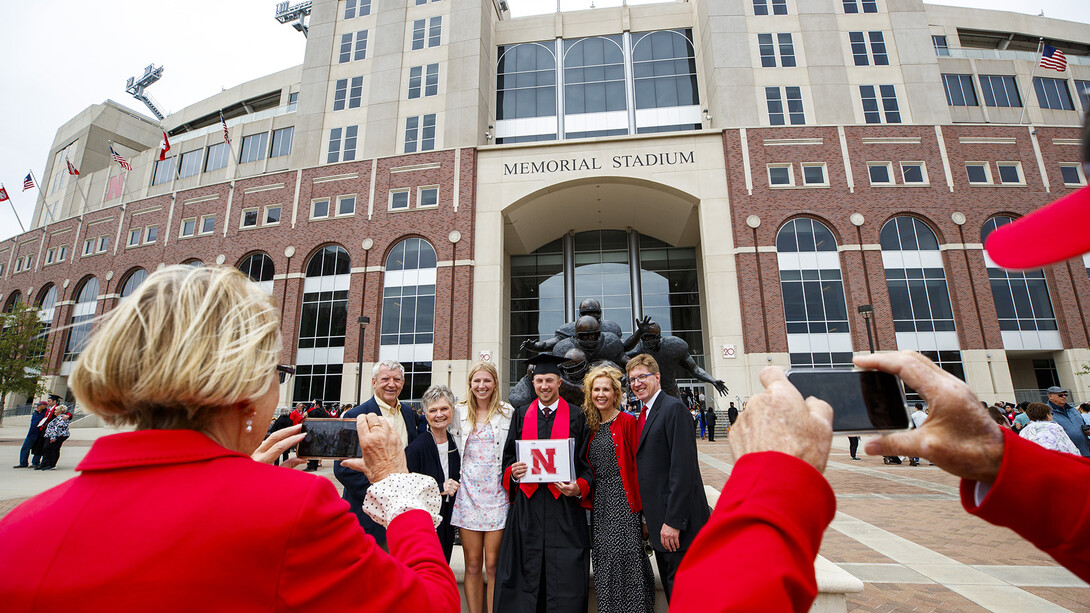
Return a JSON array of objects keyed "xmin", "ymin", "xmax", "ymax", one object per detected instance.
[
  {"xmin": 520, "ymin": 298, "xmax": 650, "ymax": 356},
  {"xmin": 625, "ymin": 321, "xmax": 728, "ymax": 399},
  {"xmin": 509, "ymin": 347, "xmax": 589, "ymax": 408}
]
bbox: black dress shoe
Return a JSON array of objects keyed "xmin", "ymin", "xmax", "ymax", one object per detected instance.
[
  {"xmin": 13, "ymin": 464, "xmax": 29, "ymax": 469},
  {"xmin": 33, "ymin": 466, "xmax": 43, "ymax": 470},
  {"xmin": 41, "ymin": 466, "xmax": 55, "ymax": 471}
]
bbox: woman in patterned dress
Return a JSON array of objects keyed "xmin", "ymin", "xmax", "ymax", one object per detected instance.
[
  {"xmin": 1020, "ymin": 402, "xmax": 1081, "ymax": 455},
  {"xmin": 581, "ymin": 364, "xmax": 656, "ymax": 613},
  {"xmin": 450, "ymin": 362, "xmax": 512, "ymax": 613}
]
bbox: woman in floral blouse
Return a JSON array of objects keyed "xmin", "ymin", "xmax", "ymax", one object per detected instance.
[
  {"xmin": 38, "ymin": 409, "xmax": 71, "ymax": 470},
  {"xmin": 1019, "ymin": 402, "xmax": 1080, "ymax": 455}
]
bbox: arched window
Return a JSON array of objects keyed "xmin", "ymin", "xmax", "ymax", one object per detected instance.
[
  {"xmin": 496, "ymin": 42, "xmax": 558, "ymax": 142},
  {"xmin": 981, "ymin": 216, "xmax": 1060, "ymax": 349},
  {"xmin": 381, "ymin": 238, "xmax": 437, "ymax": 401},
  {"xmin": 119, "ymin": 269, "xmax": 148, "ymax": 299},
  {"xmin": 238, "ymin": 253, "xmax": 275, "ymax": 295},
  {"xmin": 631, "ymin": 29, "xmax": 700, "ymax": 133},
  {"xmin": 183, "ymin": 259, "xmax": 204, "ymax": 267},
  {"xmin": 880, "ymin": 217, "xmax": 964, "ymax": 382},
  {"xmin": 3, "ymin": 291, "xmax": 22, "ymax": 311},
  {"xmin": 294, "ymin": 246, "xmax": 350, "ymax": 404},
  {"xmin": 64, "ymin": 277, "xmax": 99, "ymax": 362},
  {"xmin": 776, "ymin": 218, "xmax": 853, "ymax": 368},
  {"xmin": 563, "ymin": 35, "xmax": 628, "ymax": 139},
  {"xmin": 36, "ymin": 285, "xmax": 57, "ymax": 338}
]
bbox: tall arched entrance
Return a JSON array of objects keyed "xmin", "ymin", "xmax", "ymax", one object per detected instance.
[{"xmin": 509, "ymin": 229, "xmax": 704, "ymax": 386}]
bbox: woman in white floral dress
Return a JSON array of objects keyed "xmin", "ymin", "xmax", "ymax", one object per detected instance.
[{"xmin": 450, "ymin": 362, "xmax": 512, "ymax": 613}]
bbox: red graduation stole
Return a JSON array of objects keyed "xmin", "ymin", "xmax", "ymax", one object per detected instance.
[{"xmin": 519, "ymin": 397, "xmax": 570, "ymax": 500}]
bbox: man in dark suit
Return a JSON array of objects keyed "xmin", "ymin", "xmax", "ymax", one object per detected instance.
[
  {"xmin": 334, "ymin": 359, "xmax": 421, "ymax": 547},
  {"xmin": 705, "ymin": 405, "xmax": 717, "ymax": 442},
  {"xmin": 628, "ymin": 353, "xmax": 710, "ymax": 601}
]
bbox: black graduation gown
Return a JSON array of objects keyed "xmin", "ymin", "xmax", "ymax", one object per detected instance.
[{"xmin": 493, "ymin": 399, "xmax": 593, "ymax": 613}]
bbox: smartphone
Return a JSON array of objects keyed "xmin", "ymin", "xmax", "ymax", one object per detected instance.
[
  {"xmin": 297, "ymin": 418, "xmax": 363, "ymax": 460},
  {"xmin": 785, "ymin": 369, "xmax": 910, "ymax": 433}
]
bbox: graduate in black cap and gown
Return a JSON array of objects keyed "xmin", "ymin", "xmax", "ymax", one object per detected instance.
[{"xmin": 494, "ymin": 353, "xmax": 594, "ymax": 613}]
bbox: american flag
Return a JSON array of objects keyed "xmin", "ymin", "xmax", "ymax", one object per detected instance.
[
  {"xmin": 220, "ymin": 110, "xmax": 231, "ymax": 144},
  {"xmin": 23, "ymin": 173, "xmax": 35, "ymax": 191},
  {"xmin": 66, "ymin": 158, "xmax": 79, "ymax": 176},
  {"xmin": 0, "ymin": 185, "xmax": 9, "ymax": 202},
  {"xmin": 110, "ymin": 146, "xmax": 133, "ymax": 170},
  {"xmin": 1040, "ymin": 45, "xmax": 1067, "ymax": 72}
]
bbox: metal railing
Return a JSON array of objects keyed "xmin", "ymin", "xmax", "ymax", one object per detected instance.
[{"xmin": 1013, "ymin": 388, "xmax": 1082, "ymax": 405}]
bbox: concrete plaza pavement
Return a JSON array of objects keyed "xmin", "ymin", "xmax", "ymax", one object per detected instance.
[{"xmin": 1, "ymin": 420, "xmax": 1086, "ymax": 612}]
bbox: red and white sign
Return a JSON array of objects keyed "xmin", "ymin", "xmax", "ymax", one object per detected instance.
[
  {"xmin": 479, "ymin": 350, "xmax": 492, "ymax": 363},
  {"xmin": 516, "ymin": 438, "xmax": 575, "ymax": 483},
  {"xmin": 722, "ymin": 344, "xmax": 736, "ymax": 359}
]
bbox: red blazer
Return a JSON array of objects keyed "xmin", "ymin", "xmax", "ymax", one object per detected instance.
[
  {"xmin": 671, "ymin": 451, "xmax": 836, "ymax": 612},
  {"xmin": 0, "ymin": 429, "xmax": 459, "ymax": 613},
  {"xmin": 581, "ymin": 411, "xmax": 642, "ymax": 513},
  {"xmin": 962, "ymin": 428, "xmax": 1090, "ymax": 583}
]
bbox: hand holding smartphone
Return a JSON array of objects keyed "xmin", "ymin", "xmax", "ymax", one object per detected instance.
[
  {"xmin": 785, "ymin": 369, "xmax": 910, "ymax": 434},
  {"xmin": 297, "ymin": 419, "xmax": 363, "ymax": 460}
]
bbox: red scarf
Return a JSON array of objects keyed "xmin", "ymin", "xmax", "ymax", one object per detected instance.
[{"xmin": 519, "ymin": 397, "xmax": 570, "ymax": 500}]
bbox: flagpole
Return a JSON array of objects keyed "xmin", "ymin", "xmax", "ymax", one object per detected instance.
[
  {"xmin": 100, "ymin": 142, "xmax": 116, "ymax": 210},
  {"xmin": 3, "ymin": 184, "xmax": 26, "ymax": 233},
  {"xmin": 67, "ymin": 156, "xmax": 91, "ymax": 213},
  {"xmin": 30, "ymin": 170, "xmax": 55, "ymax": 226},
  {"xmin": 1019, "ymin": 38, "xmax": 1044, "ymax": 125}
]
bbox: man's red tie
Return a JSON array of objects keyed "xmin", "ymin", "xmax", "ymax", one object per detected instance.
[{"xmin": 638, "ymin": 404, "xmax": 647, "ymax": 436}]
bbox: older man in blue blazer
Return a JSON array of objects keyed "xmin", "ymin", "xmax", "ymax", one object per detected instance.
[{"xmin": 334, "ymin": 359, "xmax": 423, "ymax": 546}]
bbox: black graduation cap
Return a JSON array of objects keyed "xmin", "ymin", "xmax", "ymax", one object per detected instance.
[
  {"xmin": 526, "ymin": 353, "xmax": 567, "ymax": 377},
  {"xmin": 48, "ymin": 394, "xmax": 62, "ymax": 402}
]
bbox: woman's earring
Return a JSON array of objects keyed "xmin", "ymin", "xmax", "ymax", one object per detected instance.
[{"xmin": 245, "ymin": 417, "xmax": 253, "ymax": 433}]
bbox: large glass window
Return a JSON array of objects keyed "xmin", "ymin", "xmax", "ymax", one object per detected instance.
[
  {"xmin": 151, "ymin": 157, "xmax": 174, "ymax": 185},
  {"xmin": 982, "ymin": 217, "xmax": 1058, "ymax": 336},
  {"xmin": 205, "ymin": 143, "xmax": 229, "ymax": 172},
  {"xmin": 238, "ymin": 253, "xmax": 275, "ymax": 295},
  {"xmin": 1034, "ymin": 77, "xmax": 1074, "ymax": 111},
  {"xmin": 631, "ymin": 29, "xmax": 700, "ymax": 134},
  {"xmin": 381, "ymin": 238, "xmax": 437, "ymax": 401},
  {"xmin": 34, "ymin": 285, "xmax": 57, "ymax": 360},
  {"xmin": 270, "ymin": 127, "xmax": 294, "ymax": 158},
  {"xmin": 178, "ymin": 150, "xmax": 202, "ymax": 178},
  {"xmin": 880, "ymin": 217, "xmax": 964, "ymax": 393},
  {"xmin": 563, "ymin": 35, "xmax": 627, "ymax": 138},
  {"xmin": 942, "ymin": 74, "xmax": 978, "ymax": 107},
  {"xmin": 497, "ymin": 29, "xmax": 700, "ymax": 143},
  {"xmin": 850, "ymin": 31, "xmax": 888, "ymax": 66},
  {"xmin": 766, "ymin": 86, "xmax": 804, "ymax": 125},
  {"xmin": 758, "ymin": 33, "xmax": 796, "ymax": 68},
  {"xmin": 404, "ymin": 114, "xmax": 436, "ymax": 153},
  {"xmin": 294, "ymin": 246, "xmax": 351, "ymax": 404},
  {"xmin": 63, "ymin": 277, "xmax": 99, "ymax": 362},
  {"xmin": 239, "ymin": 132, "xmax": 268, "ymax": 164},
  {"xmin": 979, "ymin": 75, "xmax": 1021, "ymax": 108},
  {"xmin": 777, "ymin": 219, "xmax": 853, "ymax": 369},
  {"xmin": 119, "ymin": 269, "xmax": 148, "ymax": 299}
]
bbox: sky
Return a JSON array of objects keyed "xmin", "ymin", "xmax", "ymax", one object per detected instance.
[{"xmin": 0, "ymin": 0, "xmax": 1085, "ymax": 242}]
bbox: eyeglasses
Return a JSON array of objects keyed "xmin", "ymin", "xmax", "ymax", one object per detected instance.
[
  {"xmin": 1053, "ymin": 392, "xmax": 1068, "ymax": 397},
  {"xmin": 276, "ymin": 365, "xmax": 296, "ymax": 384},
  {"xmin": 630, "ymin": 373, "xmax": 656, "ymax": 384}
]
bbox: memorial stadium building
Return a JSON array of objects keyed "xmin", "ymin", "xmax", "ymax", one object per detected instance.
[{"xmin": 3, "ymin": 0, "xmax": 1090, "ymax": 411}]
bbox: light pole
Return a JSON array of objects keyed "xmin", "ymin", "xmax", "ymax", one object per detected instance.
[
  {"xmin": 857, "ymin": 304, "xmax": 875, "ymax": 354},
  {"xmin": 355, "ymin": 316, "xmax": 370, "ymax": 406}
]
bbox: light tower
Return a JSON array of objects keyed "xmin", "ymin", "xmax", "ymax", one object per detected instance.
[
  {"xmin": 275, "ymin": 1, "xmax": 312, "ymax": 37},
  {"xmin": 125, "ymin": 64, "xmax": 166, "ymax": 121}
]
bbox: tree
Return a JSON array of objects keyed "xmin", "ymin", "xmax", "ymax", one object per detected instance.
[{"xmin": 0, "ymin": 301, "xmax": 49, "ymax": 427}]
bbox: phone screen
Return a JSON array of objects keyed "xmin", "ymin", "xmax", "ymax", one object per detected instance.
[
  {"xmin": 297, "ymin": 419, "xmax": 363, "ymax": 459},
  {"xmin": 786, "ymin": 369, "xmax": 910, "ymax": 433}
]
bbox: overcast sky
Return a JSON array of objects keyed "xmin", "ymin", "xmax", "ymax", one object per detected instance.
[{"xmin": 0, "ymin": 0, "xmax": 1085, "ymax": 242}]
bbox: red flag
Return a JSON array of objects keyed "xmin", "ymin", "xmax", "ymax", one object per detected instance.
[
  {"xmin": 159, "ymin": 131, "xmax": 171, "ymax": 161},
  {"xmin": 66, "ymin": 158, "xmax": 80, "ymax": 176},
  {"xmin": 0, "ymin": 185, "xmax": 9, "ymax": 202}
]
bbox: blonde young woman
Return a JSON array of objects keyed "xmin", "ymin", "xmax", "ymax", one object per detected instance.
[
  {"xmin": 581, "ymin": 364, "xmax": 656, "ymax": 613},
  {"xmin": 449, "ymin": 362, "xmax": 512, "ymax": 613}
]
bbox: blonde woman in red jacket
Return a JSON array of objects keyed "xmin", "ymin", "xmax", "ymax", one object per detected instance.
[
  {"xmin": 0, "ymin": 266, "xmax": 459, "ymax": 613},
  {"xmin": 581, "ymin": 364, "xmax": 656, "ymax": 613}
]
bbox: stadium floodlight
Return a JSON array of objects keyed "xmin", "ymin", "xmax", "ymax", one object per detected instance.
[
  {"xmin": 275, "ymin": 1, "xmax": 312, "ymax": 37},
  {"xmin": 125, "ymin": 64, "xmax": 166, "ymax": 121}
]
